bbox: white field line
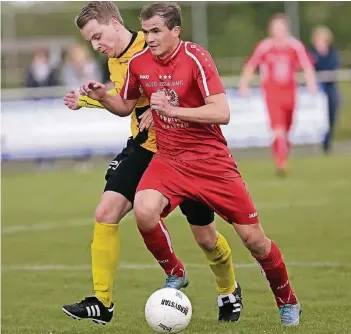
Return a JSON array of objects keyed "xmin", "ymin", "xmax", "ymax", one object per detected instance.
[
  {"xmin": 2, "ymin": 261, "xmax": 349, "ymax": 272},
  {"xmin": 253, "ymin": 178, "xmax": 351, "ymax": 188},
  {"xmin": 1, "ymin": 218, "xmax": 91, "ymax": 235},
  {"xmin": 2, "ymin": 198, "xmax": 331, "ymax": 236}
]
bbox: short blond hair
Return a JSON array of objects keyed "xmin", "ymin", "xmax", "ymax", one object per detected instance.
[
  {"xmin": 75, "ymin": 1, "xmax": 124, "ymax": 29},
  {"xmin": 312, "ymin": 25, "xmax": 334, "ymax": 45}
]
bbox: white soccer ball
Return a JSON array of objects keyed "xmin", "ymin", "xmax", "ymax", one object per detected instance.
[{"xmin": 145, "ymin": 288, "xmax": 192, "ymax": 333}]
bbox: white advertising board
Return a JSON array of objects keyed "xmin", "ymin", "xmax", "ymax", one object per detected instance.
[
  {"xmin": 223, "ymin": 87, "xmax": 329, "ymax": 148},
  {"xmin": 1, "ymin": 87, "xmax": 328, "ymax": 160}
]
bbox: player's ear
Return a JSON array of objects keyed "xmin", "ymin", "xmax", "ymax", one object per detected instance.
[
  {"xmin": 111, "ymin": 17, "xmax": 120, "ymax": 30},
  {"xmin": 172, "ymin": 26, "xmax": 181, "ymax": 38}
]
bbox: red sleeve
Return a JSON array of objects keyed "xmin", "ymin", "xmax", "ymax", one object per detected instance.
[
  {"xmin": 185, "ymin": 42, "xmax": 225, "ymax": 99},
  {"xmin": 246, "ymin": 40, "xmax": 270, "ymax": 69},
  {"xmin": 291, "ymin": 39, "xmax": 313, "ymax": 70},
  {"xmin": 120, "ymin": 58, "xmax": 141, "ymax": 100}
]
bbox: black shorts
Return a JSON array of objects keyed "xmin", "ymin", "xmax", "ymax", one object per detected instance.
[
  {"xmin": 104, "ymin": 137, "xmax": 215, "ymax": 226},
  {"xmin": 104, "ymin": 137, "xmax": 152, "ymax": 203}
]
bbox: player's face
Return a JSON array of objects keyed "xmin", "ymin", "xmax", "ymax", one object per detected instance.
[
  {"xmin": 142, "ymin": 15, "xmax": 180, "ymax": 58},
  {"xmin": 80, "ymin": 19, "xmax": 120, "ymax": 58},
  {"xmin": 313, "ymin": 32, "xmax": 329, "ymax": 53},
  {"xmin": 269, "ymin": 19, "xmax": 290, "ymax": 40}
]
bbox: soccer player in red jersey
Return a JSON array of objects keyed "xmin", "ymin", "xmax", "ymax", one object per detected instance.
[
  {"xmin": 240, "ymin": 13, "xmax": 317, "ymax": 176},
  {"xmin": 63, "ymin": 2, "xmax": 243, "ymax": 325},
  {"xmin": 80, "ymin": 3, "xmax": 301, "ymax": 326}
]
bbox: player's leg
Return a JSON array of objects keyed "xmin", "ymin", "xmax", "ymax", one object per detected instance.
[
  {"xmin": 102, "ymin": 145, "xmax": 188, "ymax": 289},
  {"xmin": 62, "ymin": 141, "xmax": 138, "ymax": 324},
  {"xmin": 231, "ymin": 198, "xmax": 300, "ymax": 325},
  {"xmin": 91, "ymin": 192, "xmax": 130, "ymax": 309},
  {"xmin": 283, "ymin": 92, "xmax": 297, "ymax": 167},
  {"xmin": 195, "ymin": 158, "xmax": 300, "ymax": 326},
  {"xmin": 323, "ymin": 86, "xmax": 339, "ymax": 153},
  {"xmin": 62, "ymin": 190, "xmax": 130, "ymax": 325},
  {"xmin": 62, "ymin": 193, "xmax": 131, "ymax": 324},
  {"xmin": 266, "ymin": 94, "xmax": 289, "ymax": 175},
  {"xmin": 180, "ymin": 200, "xmax": 243, "ymax": 322},
  {"xmin": 62, "ymin": 141, "xmax": 185, "ymax": 323},
  {"xmin": 134, "ymin": 157, "xmax": 191, "ymax": 289},
  {"xmin": 233, "ymin": 223, "xmax": 300, "ymax": 326},
  {"xmin": 134, "ymin": 188, "xmax": 188, "ymax": 289}
]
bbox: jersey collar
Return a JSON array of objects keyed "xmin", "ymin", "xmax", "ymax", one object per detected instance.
[
  {"xmin": 155, "ymin": 40, "xmax": 183, "ymax": 65},
  {"xmin": 117, "ymin": 30, "xmax": 138, "ymax": 59}
]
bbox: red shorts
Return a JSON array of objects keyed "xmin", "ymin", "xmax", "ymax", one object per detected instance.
[
  {"xmin": 137, "ymin": 154, "xmax": 259, "ymax": 225},
  {"xmin": 264, "ymin": 88, "xmax": 296, "ymax": 132}
]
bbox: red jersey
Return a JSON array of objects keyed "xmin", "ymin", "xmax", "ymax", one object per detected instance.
[
  {"xmin": 247, "ymin": 37, "xmax": 312, "ymax": 91},
  {"xmin": 120, "ymin": 41, "xmax": 230, "ymax": 161}
]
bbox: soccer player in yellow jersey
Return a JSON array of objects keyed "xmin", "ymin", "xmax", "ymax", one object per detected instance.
[{"xmin": 62, "ymin": 1, "xmax": 242, "ymax": 325}]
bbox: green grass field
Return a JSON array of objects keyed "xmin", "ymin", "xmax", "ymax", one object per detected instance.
[{"xmin": 2, "ymin": 153, "xmax": 351, "ymax": 334}]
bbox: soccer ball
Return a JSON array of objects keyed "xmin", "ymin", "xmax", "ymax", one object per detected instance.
[{"xmin": 145, "ymin": 288, "xmax": 192, "ymax": 333}]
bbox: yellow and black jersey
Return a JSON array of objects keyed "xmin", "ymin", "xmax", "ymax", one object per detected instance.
[{"xmin": 78, "ymin": 31, "xmax": 156, "ymax": 153}]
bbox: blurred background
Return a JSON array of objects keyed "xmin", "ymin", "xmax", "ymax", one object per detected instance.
[
  {"xmin": 2, "ymin": 1, "xmax": 351, "ymax": 84},
  {"xmin": 2, "ymin": 1, "xmax": 351, "ymax": 164},
  {"xmin": 2, "ymin": 2, "xmax": 351, "ymax": 334}
]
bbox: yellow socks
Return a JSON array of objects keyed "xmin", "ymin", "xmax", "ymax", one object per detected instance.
[
  {"xmin": 91, "ymin": 222, "xmax": 120, "ymax": 307},
  {"xmin": 202, "ymin": 233, "xmax": 236, "ymax": 295}
]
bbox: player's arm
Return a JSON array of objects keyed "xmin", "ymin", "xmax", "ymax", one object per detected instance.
[
  {"xmin": 79, "ymin": 81, "xmax": 137, "ymax": 117},
  {"xmin": 295, "ymin": 40, "xmax": 318, "ymax": 94},
  {"xmin": 303, "ymin": 67, "xmax": 318, "ymax": 94},
  {"xmin": 239, "ymin": 67, "xmax": 256, "ymax": 96},
  {"xmin": 100, "ymin": 93, "xmax": 137, "ymax": 117},
  {"xmin": 78, "ymin": 89, "xmax": 118, "ymax": 109},
  {"xmin": 64, "ymin": 87, "xmax": 131, "ymax": 114},
  {"xmin": 80, "ymin": 61, "xmax": 142, "ymax": 116},
  {"xmin": 77, "ymin": 68, "xmax": 128, "ymax": 110},
  {"xmin": 151, "ymin": 45, "xmax": 229, "ymax": 125},
  {"xmin": 239, "ymin": 41, "xmax": 266, "ymax": 96},
  {"xmin": 158, "ymin": 93, "xmax": 230, "ymax": 125}
]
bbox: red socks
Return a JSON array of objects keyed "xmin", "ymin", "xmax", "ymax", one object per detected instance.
[
  {"xmin": 255, "ymin": 241, "xmax": 297, "ymax": 306},
  {"xmin": 138, "ymin": 220, "xmax": 185, "ymax": 277},
  {"xmin": 272, "ymin": 136, "xmax": 289, "ymax": 170}
]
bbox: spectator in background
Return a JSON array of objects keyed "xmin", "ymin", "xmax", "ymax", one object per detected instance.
[
  {"xmin": 61, "ymin": 44, "xmax": 102, "ymax": 88},
  {"xmin": 310, "ymin": 26, "xmax": 340, "ymax": 154},
  {"xmin": 25, "ymin": 48, "xmax": 59, "ymax": 88}
]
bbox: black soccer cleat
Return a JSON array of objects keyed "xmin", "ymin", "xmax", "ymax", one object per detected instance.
[
  {"xmin": 62, "ymin": 296, "xmax": 114, "ymax": 325},
  {"xmin": 218, "ymin": 282, "xmax": 243, "ymax": 322}
]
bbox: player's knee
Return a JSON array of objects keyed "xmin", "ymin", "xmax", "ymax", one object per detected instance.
[
  {"xmin": 95, "ymin": 204, "xmax": 119, "ymax": 224},
  {"xmin": 244, "ymin": 235, "xmax": 269, "ymax": 258},
  {"xmin": 195, "ymin": 235, "xmax": 217, "ymax": 251},
  {"xmin": 191, "ymin": 224, "xmax": 217, "ymax": 250},
  {"xmin": 134, "ymin": 193, "xmax": 161, "ymax": 228},
  {"xmin": 95, "ymin": 201, "xmax": 127, "ymax": 224},
  {"xmin": 273, "ymin": 127, "xmax": 286, "ymax": 137},
  {"xmin": 236, "ymin": 224, "xmax": 270, "ymax": 257},
  {"xmin": 95, "ymin": 192, "xmax": 132, "ymax": 224}
]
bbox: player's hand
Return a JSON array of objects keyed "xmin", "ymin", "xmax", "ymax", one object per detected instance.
[
  {"xmin": 239, "ymin": 85, "xmax": 250, "ymax": 97},
  {"xmin": 307, "ymin": 83, "xmax": 318, "ymax": 95},
  {"xmin": 63, "ymin": 89, "xmax": 81, "ymax": 110},
  {"xmin": 138, "ymin": 108, "xmax": 154, "ymax": 131},
  {"xmin": 79, "ymin": 81, "xmax": 107, "ymax": 101},
  {"xmin": 150, "ymin": 91, "xmax": 175, "ymax": 117}
]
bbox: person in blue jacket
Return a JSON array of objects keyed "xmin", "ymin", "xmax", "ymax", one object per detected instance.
[{"xmin": 310, "ymin": 26, "xmax": 340, "ymax": 153}]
